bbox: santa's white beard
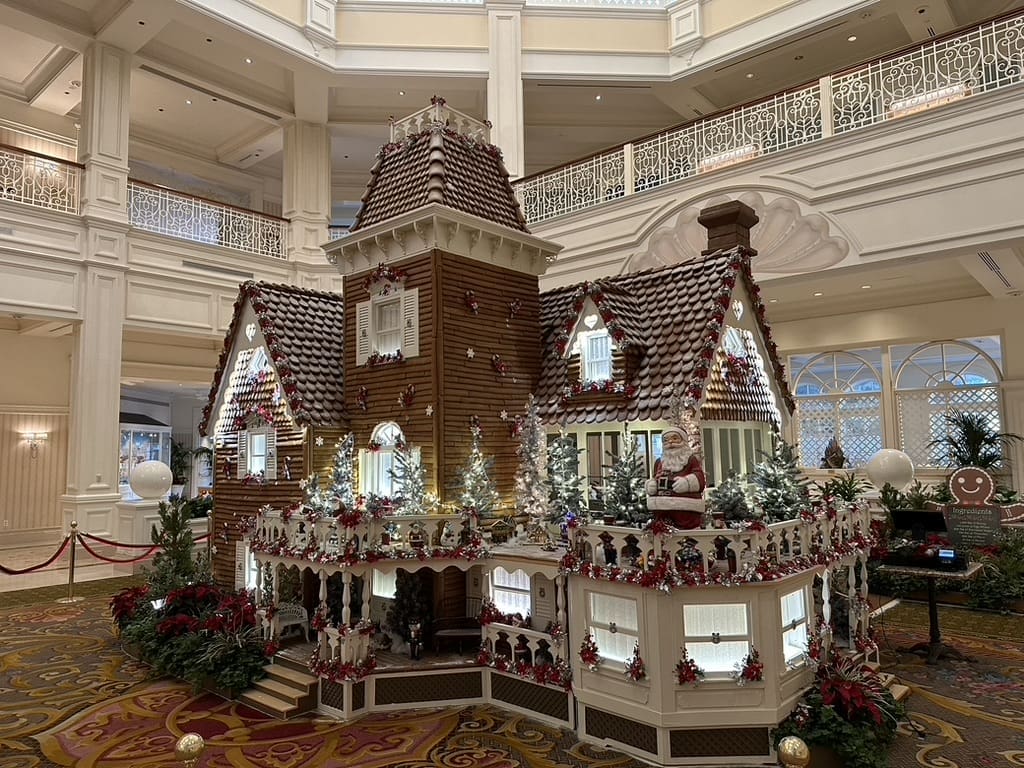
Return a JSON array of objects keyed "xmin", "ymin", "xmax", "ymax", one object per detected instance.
[{"xmin": 661, "ymin": 445, "xmax": 692, "ymax": 473}]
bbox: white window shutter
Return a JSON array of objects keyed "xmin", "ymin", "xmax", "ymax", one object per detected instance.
[
  {"xmin": 356, "ymin": 300, "xmax": 372, "ymax": 365},
  {"xmin": 358, "ymin": 449, "xmax": 368, "ymax": 495},
  {"xmin": 237, "ymin": 430, "xmax": 248, "ymax": 478},
  {"xmin": 401, "ymin": 288, "xmax": 419, "ymax": 359},
  {"xmin": 235, "ymin": 541, "xmax": 247, "ymax": 589},
  {"xmin": 264, "ymin": 430, "xmax": 278, "ymax": 480}
]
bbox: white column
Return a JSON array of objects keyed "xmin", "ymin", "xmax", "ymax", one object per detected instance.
[
  {"xmin": 486, "ymin": 0, "xmax": 525, "ymax": 180},
  {"xmin": 342, "ymin": 570, "xmax": 352, "ymax": 626},
  {"xmin": 282, "ymin": 120, "xmax": 331, "ymax": 264},
  {"xmin": 1002, "ymin": 379, "xmax": 1024, "ymax": 491},
  {"xmin": 61, "ymin": 43, "xmax": 131, "ymax": 537}
]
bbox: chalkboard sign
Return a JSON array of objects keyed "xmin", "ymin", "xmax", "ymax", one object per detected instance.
[{"xmin": 942, "ymin": 505, "xmax": 1003, "ymax": 549}]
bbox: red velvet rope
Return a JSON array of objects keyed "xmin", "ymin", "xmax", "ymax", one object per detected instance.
[
  {"xmin": 0, "ymin": 535, "xmax": 71, "ymax": 575},
  {"xmin": 78, "ymin": 531, "xmax": 159, "ymax": 549},
  {"xmin": 76, "ymin": 535, "xmax": 159, "ymax": 564}
]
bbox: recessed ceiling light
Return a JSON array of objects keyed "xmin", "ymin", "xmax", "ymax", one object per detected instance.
[
  {"xmin": 794, "ymin": 55, "xmax": 804, "ymax": 61},
  {"xmin": 137, "ymin": 20, "xmax": 145, "ymax": 25},
  {"xmin": 847, "ymin": 35, "xmax": 858, "ymax": 42},
  {"xmin": 157, "ymin": 107, "xmax": 164, "ymax": 112},
  {"xmin": 399, "ymin": 90, "xmax": 405, "ymax": 96},
  {"xmin": 813, "ymin": 291, "xmax": 823, "ymax": 297},
  {"xmin": 861, "ymin": 284, "xmax": 872, "ymax": 289},
  {"xmin": 595, "ymin": 94, "xmax": 602, "ymax": 101},
  {"xmin": 206, "ymin": 37, "xmax": 213, "ymax": 43},
  {"xmin": 769, "ymin": 298, "xmax": 778, "ymax": 303},
  {"xmin": 245, "ymin": 57, "xmax": 253, "ymax": 64},
  {"xmin": 185, "ymin": 99, "xmax": 192, "ymax": 105},
  {"xmin": 745, "ymin": 73, "xmax": 755, "ymax": 79}
]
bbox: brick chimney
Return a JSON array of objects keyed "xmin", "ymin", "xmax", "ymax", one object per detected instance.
[{"xmin": 698, "ymin": 200, "xmax": 759, "ymax": 255}]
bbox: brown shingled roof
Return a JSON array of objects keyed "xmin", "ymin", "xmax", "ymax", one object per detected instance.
[
  {"xmin": 199, "ymin": 282, "xmax": 346, "ymax": 435},
  {"xmin": 536, "ymin": 247, "xmax": 795, "ymax": 426},
  {"xmin": 349, "ymin": 126, "xmax": 529, "ymax": 234}
]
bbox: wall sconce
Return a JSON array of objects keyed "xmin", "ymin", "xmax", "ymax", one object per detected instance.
[{"xmin": 22, "ymin": 431, "xmax": 48, "ymax": 458}]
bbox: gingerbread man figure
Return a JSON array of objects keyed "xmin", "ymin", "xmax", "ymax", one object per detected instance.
[{"xmin": 947, "ymin": 467, "xmax": 1024, "ymax": 523}]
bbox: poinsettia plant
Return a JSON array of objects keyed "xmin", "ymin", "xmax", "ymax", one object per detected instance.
[
  {"xmin": 579, "ymin": 632, "xmax": 601, "ymax": 671},
  {"xmin": 624, "ymin": 642, "xmax": 646, "ymax": 681},
  {"xmin": 734, "ymin": 647, "xmax": 764, "ymax": 685},
  {"xmin": 674, "ymin": 647, "xmax": 705, "ymax": 686}
]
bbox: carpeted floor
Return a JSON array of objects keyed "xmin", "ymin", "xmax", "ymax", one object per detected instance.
[{"xmin": 2, "ymin": 584, "xmax": 1023, "ymax": 767}]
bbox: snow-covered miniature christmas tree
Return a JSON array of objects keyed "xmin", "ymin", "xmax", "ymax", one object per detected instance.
[
  {"xmin": 514, "ymin": 396, "xmax": 551, "ymax": 536},
  {"xmin": 751, "ymin": 436, "xmax": 809, "ymax": 522},
  {"xmin": 391, "ymin": 442, "xmax": 434, "ymax": 515},
  {"xmin": 329, "ymin": 433, "xmax": 357, "ymax": 513},
  {"xmin": 603, "ymin": 428, "xmax": 649, "ymax": 526},
  {"xmin": 546, "ymin": 428, "xmax": 586, "ymax": 526},
  {"xmin": 458, "ymin": 416, "xmax": 499, "ymax": 518},
  {"xmin": 707, "ymin": 472, "xmax": 755, "ymax": 524}
]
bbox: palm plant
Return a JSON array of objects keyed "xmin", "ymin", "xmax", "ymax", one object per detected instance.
[{"xmin": 928, "ymin": 409, "xmax": 1023, "ymax": 470}]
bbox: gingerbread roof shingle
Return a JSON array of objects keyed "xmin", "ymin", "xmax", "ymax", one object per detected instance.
[
  {"xmin": 200, "ymin": 282, "xmax": 346, "ymax": 435},
  {"xmin": 349, "ymin": 126, "xmax": 529, "ymax": 234},
  {"xmin": 536, "ymin": 247, "xmax": 795, "ymax": 426}
]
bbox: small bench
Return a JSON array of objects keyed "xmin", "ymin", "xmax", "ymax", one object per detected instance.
[
  {"xmin": 276, "ymin": 602, "xmax": 311, "ymax": 641},
  {"xmin": 432, "ymin": 617, "xmax": 481, "ymax": 653}
]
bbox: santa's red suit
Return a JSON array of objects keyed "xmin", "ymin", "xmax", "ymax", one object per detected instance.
[{"xmin": 649, "ymin": 454, "xmax": 706, "ymax": 529}]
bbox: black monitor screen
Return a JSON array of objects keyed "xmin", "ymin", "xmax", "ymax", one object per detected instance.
[{"xmin": 890, "ymin": 508, "xmax": 948, "ymax": 536}]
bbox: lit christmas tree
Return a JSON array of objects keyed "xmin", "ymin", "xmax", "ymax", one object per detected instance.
[
  {"xmin": 751, "ymin": 436, "xmax": 809, "ymax": 522},
  {"xmin": 514, "ymin": 395, "xmax": 550, "ymax": 529},
  {"xmin": 329, "ymin": 433, "xmax": 357, "ymax": 513},
  {"xmin": 707, "ymin": 472, "xmax": 756, "ymax": 524},
  {"xmin": 458, "ymin": 416, "xmax": 499, "ymax": 518},
  {"xmin": 603, "ymin": 427, "xmax": 649, "ymax": 526},
  {"xmin": 546, "ymin": 428, "xmax": 586, "ymax": 526},
  {"xmin": 391, "ymin": 442, "xmax": 434, "ymax": 515},
  {"xmin": 300, "ymin": 472, "xmax": 334, "ymax": 518}
]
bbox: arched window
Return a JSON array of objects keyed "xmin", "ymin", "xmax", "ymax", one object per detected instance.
[
  {"xmin": 791, "ymin": 350, "xmax": 883, "ymax": 468},
  {"xmin": 362, "ymin": 421, "xmax": 405, "ymax": 497},
  {"xmin": 893, "ymin": 340, "xmax": 1002, "ymax": 467}
]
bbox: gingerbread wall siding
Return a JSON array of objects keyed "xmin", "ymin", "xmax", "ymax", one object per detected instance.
[{"xmin": 436, "ymin": 252, "xmax": 541, "ymax": 513}]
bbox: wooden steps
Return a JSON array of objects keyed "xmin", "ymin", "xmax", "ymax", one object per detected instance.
[{"xmin": 238, "ymin": 658, "xmax": 319, "ymax": 719}]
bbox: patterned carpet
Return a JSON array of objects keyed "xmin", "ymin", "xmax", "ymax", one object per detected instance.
[{"xmin": 2, "ymin": 583, "xmax": 1023, "ymax": 767}]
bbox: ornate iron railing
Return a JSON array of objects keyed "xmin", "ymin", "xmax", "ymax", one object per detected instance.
[
  {"xmin": 514, "ymin": 11, "xmax": 1024, "ymax": 224},
  {"xmin": 328, "ymin": 226, "xmax": 349, "ymax": 240},
  {"xmin": 128, "ymin": 180, "xmax": 287, "ymax": 259},
  {"xmin": 0, "ymin": 144, "xmax": 80, "ymax": 214}
]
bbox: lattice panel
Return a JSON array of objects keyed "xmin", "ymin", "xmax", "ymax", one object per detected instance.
[
  {"xmin": 584, "ymin": 707, "xmax": 658, "ymax": 755},
  {"xmin": 898, "ymin": 387, "xmax": 1001, "ymax": 467},
  {"xmin": 491, "ymin": 673, "xmax": 570, "ymax": 723},
  {"xmin": 670, "ymin": 727, "xmax": 771, "ymax": 758},
  {"xmin": 796, "ymin": 395, "xmax": 882, "ymax": 467},
  {"xmin": 352, "ymin": 680, "xmax": 365, "ymax": 711},
  {"xmin": 375, "ymin": 672, "xmax": 482, "ymax": 705},
  {"xmin": 321, "ymin": 679, "xmax": 345, "ymax": 710}
]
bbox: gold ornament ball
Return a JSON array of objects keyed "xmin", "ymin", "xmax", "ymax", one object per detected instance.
[
  {"xmin": 777, "ymin": 736, "xmax": 811, "ymax": 767},
  {"xmin": 175, "ymin": 732, "xmax": 205, "ymax": 763}
]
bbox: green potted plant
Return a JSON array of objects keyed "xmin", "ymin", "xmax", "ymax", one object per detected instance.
[
  {"xmin": 928, "ymin": 408, "xmax": 1023, "ymax": 470},
  {"xmin": 169, "ymin": 439, "xmax": 192, "ymax": 497},
  {"xmin": 774, "ymin": 653, "xmax": 904, "ymax": 768}
]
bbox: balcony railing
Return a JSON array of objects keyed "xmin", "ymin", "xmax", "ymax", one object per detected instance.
[
  {"xmin": 128, "ymin": 179, "xmax": 287, "ymax": 259},
  {"xmin": 0, "ymin": 144, "xmax": 81, "ymax": 214},
  {"xmin": 514, "ymin": 11, "xmax": 1024, "ymax": 224}
]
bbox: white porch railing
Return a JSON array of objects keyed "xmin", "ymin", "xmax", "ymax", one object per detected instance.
[
  {"xmin": 251, "ymin": 508, "xmax": 480, "ymax": 563},
  {"xmin": 570, "ymin": 505, "xmax": 870, "ymax": 576},
  {"xmin": 128, "ymin": 179, "xmax": 287, "ymax": 259},
  {"xmin": 0, "ymin": 145, "xmax": 80, "ymax": 214},
  {"xmin": 514, "ymin": 11, "xmax": 1024, "ymax": 224}
]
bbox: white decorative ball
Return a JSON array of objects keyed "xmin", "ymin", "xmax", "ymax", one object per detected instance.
[
  {"xmin": 130, "ymin": 460, "xmax": 173, "ymax": 500},
  {"xmin": 865, "ymin": 449, "xmax": 915, "ymax": 491}
]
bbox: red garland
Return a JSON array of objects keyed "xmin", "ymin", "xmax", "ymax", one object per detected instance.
[
  {"xmin": 362, "ymin": 263, "xmax": 407, "ymax": 294},
  {"xmin": 357, "ymin": 386, "xmax": 369, "ymax": 411},
  {"xmin": 625, "ymin": 642, "xmax": 646, "ymax": 682}
]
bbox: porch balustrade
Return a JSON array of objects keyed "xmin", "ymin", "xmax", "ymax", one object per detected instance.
[{"xmin": 0, "ymin": 145, "xmax": 80, "ymax": 214}]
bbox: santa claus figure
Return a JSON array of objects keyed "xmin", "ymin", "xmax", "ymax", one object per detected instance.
[{"xmin": 645, "ymin": 426, "xmax": 706, "ymax": 529}]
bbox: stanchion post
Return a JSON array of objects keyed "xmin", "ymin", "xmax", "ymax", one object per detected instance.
[
  {"xmin": 777, "ymin": 736, "xmax": 810, "ymax": 767},
  {"xmin": 56, "ymin": 521, "xmax": 85, "ymax": 604},
  {"xmin": 175, "ymin": 733, "xmax": 205, "ymax": 767}
]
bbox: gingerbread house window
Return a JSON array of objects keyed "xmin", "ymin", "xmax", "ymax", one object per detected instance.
[
  {"xmin": 588, "ymin": 592, "xmax": 639, "ymax": 664},
  {"xmin": 682, "ymin": 602, "xmax": 750, "ymax": 677},
  {"xmin": 579, "ymin": 327, "xmax": 612, "ymax": 381},
  {"xmin": 360, "ymin": 421, "xmax": 405, "ymax": 496},
  {"xmin": 355, "ymin": 288, "xmax": 419, "ymax": 365},
  {"xmin": 492, "ymin": 566, "xmax": 531, "ymax": 616}
]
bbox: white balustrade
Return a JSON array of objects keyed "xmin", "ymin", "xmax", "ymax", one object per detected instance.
[
  {"xmin": 482, "ymin": 623, "xmax": 560, "ymax": 666},
  {"xmin": 514, "ymin": 11, "xmax": 1024, "ymax": 224},
  {"xmin": 128, "ymin": 179, "xmax": 286, "ymax": 259},
  {"xmin": 0, "ymin": 145, "xmax": 80, "ymax": 214},
  {"xmin": 390, "ymin": 100, "xmax": 491, "ymax": 144},
  {"xmin": 324, "ymin": 625, "xmax": 373, "ymax": 664}
]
